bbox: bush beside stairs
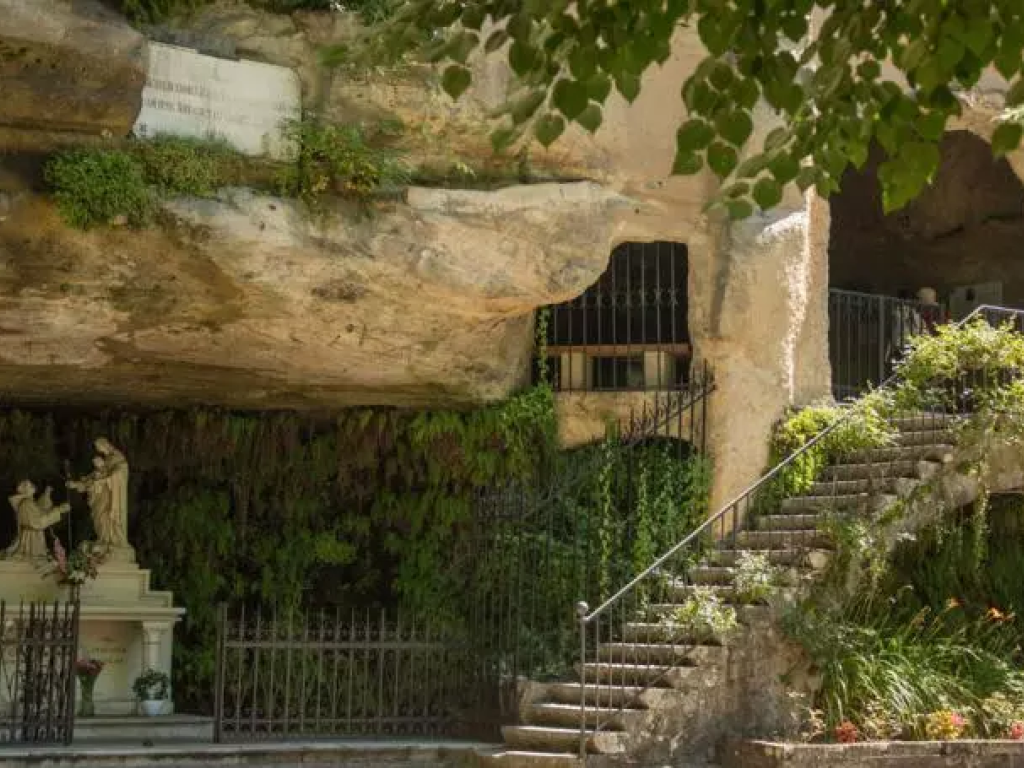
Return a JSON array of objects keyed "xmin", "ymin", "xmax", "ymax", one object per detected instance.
[{"xmin": 475, "ymin": 413, "xmax": 960, "ymax": 768}]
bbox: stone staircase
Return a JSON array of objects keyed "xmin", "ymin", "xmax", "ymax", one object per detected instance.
[{"xmin": 476, "ymin": 413, "xmax": 959, "ymax": 768}]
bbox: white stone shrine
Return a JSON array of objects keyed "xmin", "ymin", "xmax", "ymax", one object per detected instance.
[
  {"xmin": 0, "ymin": 440, "xmax": 184, "ymax": 716},
  {"xmin": 133, "ymin": 41, "xmax": 301, "ymax": 159}
]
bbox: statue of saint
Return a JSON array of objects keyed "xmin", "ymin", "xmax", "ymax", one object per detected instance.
[
  {"xmin": 4, "ymin": 481, "xmax": 71, "ymax": 560},
  {"xmin": 68, "ymin": 438, "xmax": 131, "ymax": 555}
]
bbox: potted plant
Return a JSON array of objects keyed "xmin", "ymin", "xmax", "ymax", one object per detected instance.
[{"xmin": 132, "ymin": 669, "xmax": 170, "ymax": 716}]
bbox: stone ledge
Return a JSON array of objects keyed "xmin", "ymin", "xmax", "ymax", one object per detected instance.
[
  {"xmin": 723, "ymin": 739, "xmax": 1024, "ymax": 768},
  {"xmin": 0, "ymin": 739, "xmax": 493, "ymax": 768}
]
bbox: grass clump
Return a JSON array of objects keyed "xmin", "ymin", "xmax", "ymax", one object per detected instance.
[
  {"xmin": 131, "ymin": 135, "xmax": 239, "ymax": 197},
  {"xmin": 277, "ymin": 119, "xmax": 410, "ymax": 208},
  {"xmin": 45, "ymin": 149, "xmax": 154, "ymax": 229}
]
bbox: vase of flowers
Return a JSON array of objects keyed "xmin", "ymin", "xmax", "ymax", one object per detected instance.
[
  {"xmin": 42, "ymin": 540, "xmax": 107, "ymax": 599},
  {"xmin": 75, "ymin": 657, "xmax": 104, "ymax": 717}
]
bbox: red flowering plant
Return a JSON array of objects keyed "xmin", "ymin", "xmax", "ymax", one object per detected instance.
[
  {"xmin": 75, "ymin": 657, "xmax": 105, "ymax": 681},
  {"xmin": 1010, "ymin": 722, "xmax": 1024, "ymax": 741},
  {"xmin": 42, "ymin": 539, "xmax": 106, "ymax": 587},
  {"xmin": 834, "ymin": 720, "xmax": 860, "ymax": 744}
]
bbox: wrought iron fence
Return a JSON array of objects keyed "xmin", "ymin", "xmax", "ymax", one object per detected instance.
[
  {"xmin": 214, "ymin": 604, "xmax": 493, "ymax": 742},
  {"xmin": 573, "ymin": 305, "xmax": 1024, "ymax": 761},
  {"xmin": 0, "ymin": 601, "xmax": 79, "ymax": 746},
  {"xmin": 541, "ymin": 241, "xmax": 691, "ymax": 391},
  {"xmin": 829, "ymin": 288, "xmax": 948, "ymax": 400}
]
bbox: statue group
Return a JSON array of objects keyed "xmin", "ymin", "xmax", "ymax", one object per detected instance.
[{"xmin": 3, "ymin": 438, "xmax": 132, "ymax": 562}]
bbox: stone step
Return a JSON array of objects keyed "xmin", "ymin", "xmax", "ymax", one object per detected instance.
[
  {"xmin": 502, "ymin": 725, "xmax": 624, "ymax": 755},
  {"xmin": 597, "ymin": 642, "xmax": 725, "ymax": 667},
  {"xmin": 708, "ymin": 547, "xmax": 819, "ymax": 567},
  {"xmin": 823, "ymin": 459, "xmax": 920, "ymax": 481},
  {"xmin": 689, "ymin": 564, "xmax": 738, "ymax": 585},
  {"xmin": 621, "ymin": 621, "xmax": 727, "ymax": 645},
  {"xmin": 753, "ymin": 513, "xmax": 821, "ymax": 531},
  {"xmin": 806, "ymin": 477, "xmax": 899, "ymax": 496},
  {"xmin": 548, "ymin": 684, "xmax": 667, "ymax": 708},
  {"xmin": 845, "ymin": 444, "xmax": 954, "ymax": 463},
  {"xmin": 731, "ymin": 529, "xmax": 832, "ymax": 549},
  {"xmin": 666, "ymin": 583, "xmax": 798, "ymax": 605},
  {"xmin": 780, "ymin": 493, "xmax": 896, "ymax": 514},
  {"xmin": 579, "ymin": 661, "xmax": 705, "ymax": 688},
  {"xmin": 894, "ymin": 429, "xmax": 955, "ymax": 447},
  {"xmin": 890, "ymin": 413, "xmax": 959, "ymax": 432},
  {"xmin": 527, "ymin": 702, "xmax": 647, "ymax": 730},
  {"xmin": 476, "ymin": 750, "xmax": 582, "ymax": 768}
]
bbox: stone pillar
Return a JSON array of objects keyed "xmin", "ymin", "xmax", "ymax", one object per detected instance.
[
  {"xmin": 140, "ymin": 621, "xmax": 171, "ymax": 675},
  {"xmin": 703, "ymin": 196, "xmax": 830, "ymax": 524}
]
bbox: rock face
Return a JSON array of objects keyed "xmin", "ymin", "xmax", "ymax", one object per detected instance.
[
  {"xmin": 0, "ymin": 183, "xmax": 629, "ymax": 408},
  {"xmin": 0, "ymin": 0, "xmax": 147, "ymax": 150}
]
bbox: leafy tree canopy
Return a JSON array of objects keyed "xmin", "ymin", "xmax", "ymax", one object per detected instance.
[{"xmin": 368, "ymin": 0, "xmax": 1024, "ymax": 219}]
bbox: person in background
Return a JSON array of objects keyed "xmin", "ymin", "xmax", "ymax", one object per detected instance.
[{"xmin": 916, "ymin": 286, "xmax": 944, "ymax": 334}]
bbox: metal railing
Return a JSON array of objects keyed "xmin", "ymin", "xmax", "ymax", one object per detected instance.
[
  {"xmin": 540, "ymin": 241, "xmax": 691, "ymax": 392},
  {"xmin": 214, "ymin": 604, "xmax": 491, "ymax": 742},
  {"xmin": 829, "ymin": 288, "xmax": 949, "ymax": 400},
  {"xmin": 0, "ymin": 601, "xmax": 79, "ymax": 747},
  {"xmin": 573, "ymin": 304, "xmax": 1024, "ymax": 760}
]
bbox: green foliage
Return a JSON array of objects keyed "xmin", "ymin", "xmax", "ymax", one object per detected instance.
[
  {"xmin": 277, "ymin": 119, "xmax": 410, "ymax": 208},
  {"xmin": 756, "ymin": 394, "xmax": 895, "ymax": 515},
  {"xmin": 375, "ymin": 0, "xmax": 1024, "ymax": 216},
  {"xmin": 130, "ymin": 135, "xmax": 239, "ymax": 197},
  {"xmin": 0, "ymin": 391, "xmax": 556, "ymax": 711},
  {"xmin": 111, "ymin": 0, "xmax": 208, "ymax": 22},
  {"xmin": 132, "ymin": 669, "xmax": 171, "ymax": 701},
  {"xmin": 668, "ymin": 586, "xmax": 739, "ymax": 642},
  {"xmin": 733, "ymin": 550, "xmax": 778, "ymax": 604},
  {"xmin": 45, "ymin": 149, "xmax": 154, "ymax": 229},
  {"xmin": 788, "ymin": 598, "xmax": 1024, "ymax": 740}
]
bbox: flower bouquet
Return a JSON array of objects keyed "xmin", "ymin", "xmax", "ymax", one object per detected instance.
[
  {"xmin": 42, "ymin": 540, "xmax": 107, "ymax": 594},
  {"xmin": 75, "ymin": 657, "xmax": 105, "ymax": 717}
]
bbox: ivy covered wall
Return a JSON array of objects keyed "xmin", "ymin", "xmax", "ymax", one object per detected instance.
[{"xmin": 0, "ymin": 388, "xmax": 710, "ymax": 712}]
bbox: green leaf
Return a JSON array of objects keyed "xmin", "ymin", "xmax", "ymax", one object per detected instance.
[
  {"xmin": 752, "ymin": 177, "xmax": 783, "ymax": 209},
  {"xmin": 510, "ymin": 90, "xmax": 548, "ymax": 124},
  {"xmin": 676, "ymin": 119, "xmax": 716, "ymax": 152},
  {"xmin": 722, "ymin": 181, "xmax": 750, "ymax": 198},
  {"xmin": 447, "ymin": 31, "xmax": 479, "ymax": 64},
  {"xmin": 709, "ymin": 61, "xmax": 735, "ymax": 91},
  {"xmin": 507, "ymin": 13, "xmax": 532, "ymax": 41},
  {"xmin": 992, "ymin": 122, "xmax": 1024, "ymax": 156},
  {"xmin": 764, "ymin": 127, "xmax": 789, "ymax": 153},
  {"xmin": 509, "ymin": 41, "xmax": 537, "ymax": 76},
  {"xmin": 733, "ymin": 78, "xmax": 760, "ymax": 109},
  {"xmin": 716, "ymin": 110, "xmax": 754, "ymax": 146},
  {"xmin": 485, "ymin": 29, "xmax": 509, "ymax": 53},
  {"xmin": 1007, "ymin": 77, "xmax": 1024, "ymax": 107},
  {"xmin": 569, "ymin": 43, "xmax": 598, "ymax": 81},
  {"xmin": 857, "ymin": 60, "xmax": 881, "ymax": 81},
  {"xmin": 672, "ymin": 150, "xmax": 704, "ymax": 175},
  {"xmin": 442, "ymin": 65, "xmax": 472, "ymax": 100},
  {"xmin": 795, "ymin": 166, "xmax": 819, "ymax": 192},
  {"xmin": 460, "ymin": 5, "xmax": 486, "ymax": 30},
  {"xmin": 552, "ymin": 79, "xmax": 589, "ymax": 119},
  {"xmin": 707, "ymin": 142, "xmax": 738, "ymax": 177},
  {"xmin": 725, "ymin": 199, "xmax": 754, "ymax": 220},
  {"xmin": 534, "ymin": 114, "xmax": 566, "ymax": 147},
  {"xmin": 490, "ymin": 125, "xmax": 521, "ymax": 153},
  {"xmin": 576, "ymin": 104, "xmax": 603, "ymax": 133},
  {"xmin": 781, "ymin": 14, "xmax": 808, "ymax": 42},
  {"xmin": 768, "ymin": 153, "xmax": 800, "ymax": 184},
  {"xmin": 615, "ymin": 72, "xmax": 641, "ymax": 102},
  {"xmin": 586, "ymin": 73, "xmax": 612, "ymax": 102},
  {"xmin": 736, "ymin": 155, "xmax": 770, "ymax": 178}
]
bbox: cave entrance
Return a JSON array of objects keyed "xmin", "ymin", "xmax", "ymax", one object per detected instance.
[
  {"xmin": 541, "ymin": 241, "xmax": 692, "ymax": 391},
  {"xmin": 827, "ymin": 131, "xmax": 1024, "ymax": 398}
]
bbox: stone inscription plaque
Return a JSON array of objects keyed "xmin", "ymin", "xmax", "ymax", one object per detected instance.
[{"xmin": 134, "ymin": 42, "xmax": 301, "ymax": 160}]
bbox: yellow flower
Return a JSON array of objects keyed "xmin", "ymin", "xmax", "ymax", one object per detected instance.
[
  {"xmin": 987, "ymin": 607, "xmax": 1008, "ymax": 622},
  {"xmin": 946, "ymin": 598, "xmax": 961, "ymax": 610}
]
